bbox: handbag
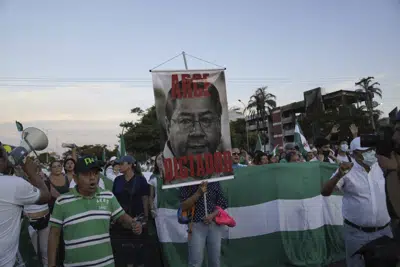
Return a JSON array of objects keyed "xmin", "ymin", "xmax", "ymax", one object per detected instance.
[
  {"xmin": 214, "ymin": 206, "xmax": 236, "ymax": 227},
  {"xmin": 29, "ymin": 213, "xmax": 50, "ymax": 231}
]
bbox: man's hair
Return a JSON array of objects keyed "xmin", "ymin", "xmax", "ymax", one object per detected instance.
[
  {"xmin": 314, "ymin": 137, "xmax": 329, "ymax": 148},
  {"xmin": 286, "ymin": 151, "xmax": 297, "ymax": 162},
  {"xmin": 165, "ymin": 81, "xmax": 223, "ymax": 121}
]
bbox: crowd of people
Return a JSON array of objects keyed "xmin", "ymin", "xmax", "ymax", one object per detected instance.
[
  {"xmin": 232, "ymin": 124, "xmax": 358, "ymax": 167},
  {"xmin": 1, "ymin": 115, "xmax": 400, "ymax": 267}
]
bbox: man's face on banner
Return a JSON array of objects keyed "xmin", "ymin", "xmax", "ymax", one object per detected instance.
[{"xmin": 167, "ymin": 96, "xmax": 221, "ymax": 158}]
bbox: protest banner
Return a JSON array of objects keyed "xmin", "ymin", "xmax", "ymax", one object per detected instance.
[{"xmin": 151, "ymin": 69, "xmax": 233, "ymax": 189}]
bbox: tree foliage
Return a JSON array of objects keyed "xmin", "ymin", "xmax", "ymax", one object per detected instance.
[
  {"xmin": 230, "ymin": 118, "xmax": 257, "ymax": 151},
  {"xmin": 37, "ymin": 152, "xmax": 56, "ymax": 164},
  {"xmin": 355, "ymin": 76, "xmax": 383, "ymax": 130},
  {"xmin": 298, "ymin": 102, "xmax": 377, "ymax": 144},
  {"xmin": 246, "ymin": 86, "xmax": 277, "ymax": 148},
  {"xmin": 62, "ymin": 145, "xmax": 117, "ymax": 160},
  {"xmin": 122, "ymin": 105, "xmax": 162, "ymax": 161}
]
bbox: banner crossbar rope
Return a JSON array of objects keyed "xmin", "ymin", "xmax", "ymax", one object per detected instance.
[
  {"xmin": 184, "ymin": 52, "xmax": 225, "ymax": 69},
  {"xmin": 149, "ymin": 52, "xmax": 225, "ymax": 72}
]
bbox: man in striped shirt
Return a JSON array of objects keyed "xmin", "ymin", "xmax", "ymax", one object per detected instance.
[{"xmin": 48, "ymin": 156, "xmax": 142, "ymax": 267}]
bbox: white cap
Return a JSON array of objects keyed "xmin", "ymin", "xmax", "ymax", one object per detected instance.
[
  {"xmin": 350, "ymin": 137, "xmax": 370, "ymax": 152},
  {"xmin": 110, "ymin": 156, "xmax": 117, "ymax": 161}
]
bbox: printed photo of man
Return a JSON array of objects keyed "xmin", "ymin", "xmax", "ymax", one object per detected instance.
[{"xmin": 163, "ymin": 81, "xmax": 223, "ymax": 183}]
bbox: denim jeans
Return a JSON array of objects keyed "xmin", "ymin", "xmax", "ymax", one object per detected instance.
[
  {"xmin": 343, "ymin": 223, "xmax": 393, "ymax": 267},
  {"xmin": 188, "ymin": 222, "xmax": 223, "ymax": 267},
  {"xmin": 29, "ymin": 225, "xmax": 50, "ymax": 267}
]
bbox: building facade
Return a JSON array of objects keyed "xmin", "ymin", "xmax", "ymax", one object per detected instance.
[{"xmin": 246, "ymin": 88, "xmax": 370, "ymax": 150}]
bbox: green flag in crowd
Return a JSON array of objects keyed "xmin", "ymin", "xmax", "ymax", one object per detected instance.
[
  {"xmin": 119, "ymin": 135, "xmax": 126, "ymax": 157},
  {"xmin": 294, "ymin": 121, "xmax": 311, "ymax": 156},
  {"xmin": 272, "ymin": 144, "xmax": 279, "ymax": 156},
  {"xmin": 15, "ymin": 121, "xmax": 23, "ymax": 132},
  {"xmin": 254, "ymin": 133, "xmax": 263, "ymax": 152}
]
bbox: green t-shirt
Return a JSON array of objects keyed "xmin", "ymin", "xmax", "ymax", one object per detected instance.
[{"xmin": 49, "ymin": 187, "xmax": 125, "ymax": 267}]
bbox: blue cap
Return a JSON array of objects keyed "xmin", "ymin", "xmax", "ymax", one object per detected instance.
[{"xmin": 119, "ymin": 155, "xmax": 136, "ymax": 164}]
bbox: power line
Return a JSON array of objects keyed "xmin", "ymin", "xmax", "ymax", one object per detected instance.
[{"xmin": 0, "ymin": 76, "xmax": 363, "ymax": 82}]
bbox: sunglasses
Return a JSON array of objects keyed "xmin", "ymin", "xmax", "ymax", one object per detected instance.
[{"xmin": 232, "ymin": 152, "xmax": 240, "ymax": 156}]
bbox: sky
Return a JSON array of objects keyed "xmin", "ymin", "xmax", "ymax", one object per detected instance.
[{"xmin": 1, "ymin": 0, "xmax": 400, "ymax": 154}]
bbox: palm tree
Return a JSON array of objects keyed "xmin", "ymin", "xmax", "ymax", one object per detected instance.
[
  {"xmin": 355, "ymin": 76, "xmax": 383, "ymax": 131},
  {"xmin": 246, "ymin": 86, "xmax": 277, "ymax": 151},
  {"xmin": 357, "ymin": 101, "xmax": 384, "ymax": 124}
]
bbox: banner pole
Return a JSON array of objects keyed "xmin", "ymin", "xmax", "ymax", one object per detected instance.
[
  {"xmin": 182, "ymin": 51, "xmax": 188, "ymax": 70},
  {"xmin": 183, "ymin": 50, "xmax": 209, "ymax": 216},
  {"xmin": 204, "ymin": 192, "xmax": 208, "ymax": 217}
]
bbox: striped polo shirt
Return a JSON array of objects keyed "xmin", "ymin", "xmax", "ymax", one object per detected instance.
[{"xmin": 49, "ymin": 187, "xmax": 125, "ymax": 267}]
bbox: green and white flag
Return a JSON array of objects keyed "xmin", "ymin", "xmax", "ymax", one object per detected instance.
[
  {"xmin": 118, "ymin": 135, "xmax": 126, "ymax": 157},
  {"xmin": 15, "ymin": 121, "xmax": 23, "ymax": 132},
  {"xmin": 254, "ymin": 133, "xmax": 263, "ymax": 152},
  {"xmin": 155, "ymin": 163, "xmax": 344, "ymax": 267},
  {"xmin": 271, "ymin": 144, "xmax": 279, "ymax": 156},
  {"xmin": 294, "ymin": 121, "xmax": 310, "ymax": 156}
]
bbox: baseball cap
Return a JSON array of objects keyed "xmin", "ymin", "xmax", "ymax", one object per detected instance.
[
  {"xmin": 350, "ymin": 137, "xmax": 370, "ymax": 152},
  {"xmin": 110, "ymin": 156, "xmax": 117, "ymax": 161},
  {"xmin": 75, "ymin": 156, "xmax": 103, "ymax": 173},
  {"xmin": 119, "ymin": 155, "xmax": 136, "ymax": 164}
]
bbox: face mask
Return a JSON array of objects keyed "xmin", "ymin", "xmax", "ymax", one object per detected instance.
[
  {"xmin": 340, "ymin": 144, "xmax": 348, "ymax": 152},
  {"xmin": 362, "ymin": 150, "xmax": 377, "ymax": 166}
]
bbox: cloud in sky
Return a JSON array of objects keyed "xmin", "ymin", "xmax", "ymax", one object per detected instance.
[
  {"xmin": 0, "ymin": 120, "xmax": 125, "ymax": 155},
  {"xmin": 1, "ymin": 82, "xmax": 158, "ymax": 154},
  {"xmin": 1, "ymin": 82, "xmax": 155, "ymax": 123}
]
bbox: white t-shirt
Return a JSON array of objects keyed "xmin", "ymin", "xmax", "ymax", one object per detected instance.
[
  {"xmin": 105, "ymin": 166, "xmax": 120, "ymax": 182},
  {"xmin": 24, "ymin": 203, "xmax": 48, "ymax": 214},
  {"xmin": 336, "ymin": 153, "xmax": 351, "ymax": 163},
  {"xmin": 0, "ymin": 175, "xmax": 40, "ymax": 267}
]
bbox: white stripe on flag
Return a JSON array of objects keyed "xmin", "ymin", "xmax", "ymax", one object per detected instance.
[{"xmin": 155, "ymin": 195, "xmax": 343, "ymax": 243}]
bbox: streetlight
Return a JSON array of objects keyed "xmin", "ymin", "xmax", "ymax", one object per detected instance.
[{"xmin": 238, "ymin": 99, "xmax": 249, "ymax": 151}]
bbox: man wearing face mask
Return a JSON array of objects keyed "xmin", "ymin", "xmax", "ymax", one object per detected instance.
[
  {"xmin": 321, "ymin": 137, "xmax": 392, "ymax": 267},
  {"xmin": 313, "ymin": 137, "xmax": 338, "ymax": 163},
  {"xmin": 335, "ymin": 140, "xmax": 352, "ymax": 163}
]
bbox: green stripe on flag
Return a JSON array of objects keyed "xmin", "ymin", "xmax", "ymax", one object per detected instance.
[{"xmin": 160, "ymin": 226, "xmax": 344, "ymax": 267}]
